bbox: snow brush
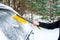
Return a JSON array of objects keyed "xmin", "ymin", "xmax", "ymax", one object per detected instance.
[{"xmin": 12, "ymin": 14, "xmax": 41, "ymax": 29}]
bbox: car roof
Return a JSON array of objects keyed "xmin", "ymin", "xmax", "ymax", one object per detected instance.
[{"xmin": 0, "ymin": 3, "xmax": 18, "ymax": 14}]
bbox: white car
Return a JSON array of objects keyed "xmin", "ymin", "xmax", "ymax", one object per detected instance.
[{"xmin": 0, "ymin": 3, "xmax": 59, "ymax": 40}]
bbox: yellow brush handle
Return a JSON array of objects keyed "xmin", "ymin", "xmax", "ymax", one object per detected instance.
[{"xmin": 12, "ymin": 14, "xmax": 28, "ymax": 24}]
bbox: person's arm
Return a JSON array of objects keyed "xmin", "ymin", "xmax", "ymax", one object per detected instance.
[{"xmin": 39, "ymin": 20, "xmax": 59, "ymax": 29}]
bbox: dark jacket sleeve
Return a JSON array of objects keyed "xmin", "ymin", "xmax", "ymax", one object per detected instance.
[{"xmin": 39, "ymin": 20, "xmax": 60, "ymax": 29}]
